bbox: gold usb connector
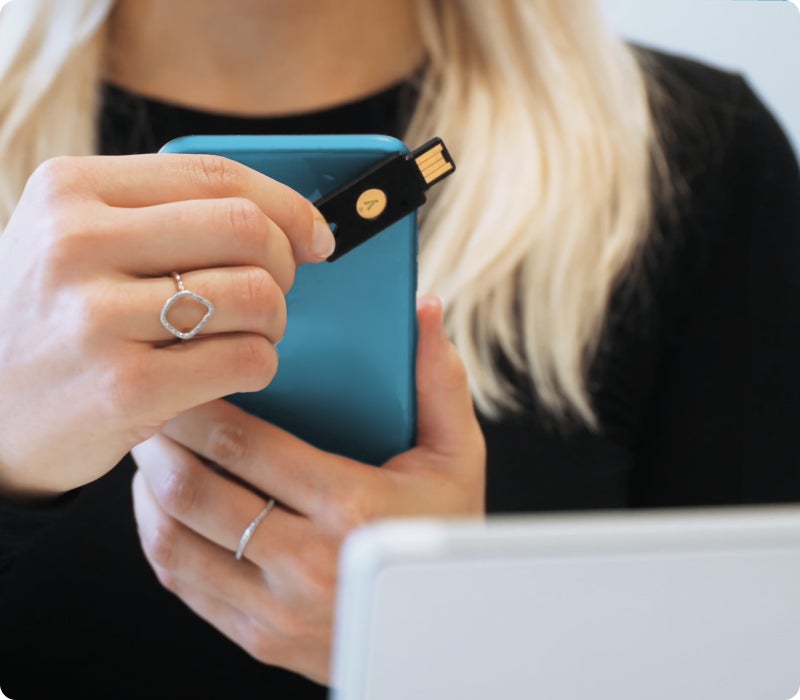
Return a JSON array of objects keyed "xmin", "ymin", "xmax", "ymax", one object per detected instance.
[{"xmin": 413, "ymin": 140, "xmax": 455, "ymax": 186}]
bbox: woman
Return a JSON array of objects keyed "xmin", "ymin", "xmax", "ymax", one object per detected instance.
[{"xmin": 1, "ymin": 0, "xmax": 798, "ymax": 697}]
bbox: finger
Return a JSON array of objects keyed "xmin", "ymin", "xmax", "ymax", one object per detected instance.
[
  {"xmin": 133, "ymin": 439, "xmax": 339, "ymax": 620},
  {"xmin": 132, "ymin": 468, "xmax": 276, "ymax": 611},
  {"xmin": 77, "ymin": 154, "xmax": 336, "ymax": 264},
  {"xmin": 159, "ymin": 399, "xmax": 372, "ymax": 518},
  {"xmin": 132, "ymin": 434, "xmax": 312, "ymax": 568},
  {"xmin": 106, "ymin": 198, "xmax": 296, "ymax": 293},
  {"xmin": 413, "ymin": 295, "xmax": 481, "ymax": 458},
  {"xmin": 119, "ymin": 333, "xmax": 280, "ymax": 422},
  {"xmin": 113, "ymin": 267, "xmax": 287, "ymax": 344}
]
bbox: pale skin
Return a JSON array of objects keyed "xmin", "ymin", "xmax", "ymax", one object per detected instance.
[{"xmin": 0, "ymin": 0, "xmax": 486, "ymax": 689}]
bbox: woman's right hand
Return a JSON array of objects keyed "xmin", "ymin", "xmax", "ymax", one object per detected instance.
[{"xmin": 0, "ymin": 153, "xmax": 334, "ymax": 501}]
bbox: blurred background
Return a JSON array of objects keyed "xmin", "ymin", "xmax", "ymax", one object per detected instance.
[
  {"xmin": 0, "ymin": 0, "xmax": 796, "ymax": 154},
  {"xmin": 599, "ymin": 0, "xmax": 800, "ymax": 157}
]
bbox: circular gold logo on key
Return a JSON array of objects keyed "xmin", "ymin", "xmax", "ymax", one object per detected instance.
[{"xmin": 356, "ymin": 188, "xmax": 387, "ymax": 220}]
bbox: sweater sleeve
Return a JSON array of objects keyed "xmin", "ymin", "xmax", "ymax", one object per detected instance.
[{"xmin": 735, "ymin": 79, "xmax": 800, "ymax": 499}]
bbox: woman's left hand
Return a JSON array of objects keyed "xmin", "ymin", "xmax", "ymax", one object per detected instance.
[{"xmin": 130, "ymin": 295, "xmax": 486, "ymax": 685}]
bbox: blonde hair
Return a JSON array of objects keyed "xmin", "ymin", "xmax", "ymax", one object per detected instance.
[
  {"xmin": 407, "ymin": 0, "xmax": 662, "ymax": 426},
  {"xmin": 0, "ymin": 0, "xmax": 662, "ymax": 428},
  {"xmin": 0, "ymin": 0, "xmax": 112, "ymax": 216}
]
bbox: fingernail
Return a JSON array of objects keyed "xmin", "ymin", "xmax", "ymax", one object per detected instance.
[{"xmin": 311, "ymin": 208, "xmax": 336, "ymax": 260}]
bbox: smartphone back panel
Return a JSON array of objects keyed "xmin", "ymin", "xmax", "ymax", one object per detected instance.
[{"xmin": 159, "ymin": 134, "xmax": 417, "ymax": 465}]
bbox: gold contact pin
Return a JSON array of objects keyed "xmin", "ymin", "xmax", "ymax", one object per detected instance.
[
  {"xmin": 421, "ymin": 161, "xmax": 454, "ymax": 183},
  {"xmin": 414, "ymin": 143, "xmax": 454, "ymax": 185},
  {"xmin": 416, "ymin": 144, "xmax": 443, "ymax": 166}
]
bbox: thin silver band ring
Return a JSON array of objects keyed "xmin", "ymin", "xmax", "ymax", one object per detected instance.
[{"xmin": 235, "ymin": 498, "xmax": 277, "ymax": 561}]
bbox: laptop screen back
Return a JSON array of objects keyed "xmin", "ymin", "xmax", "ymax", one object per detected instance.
[{"xmin": 330, "ymin": 506, "xmax": 800, "ymax": 700}]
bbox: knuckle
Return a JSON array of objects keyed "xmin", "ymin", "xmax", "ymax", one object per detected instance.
[
  {"xmin": 236, "ymin": 268, "xmax": 287, "ymax": 338},
  {"xmin": 29, "ymin": 156, "xmax": 83, "ymax": 199},
  {"xmin": 193, "ymin": 154, "xmax": 243, "ymax": 193},
  {"xmin": 39, "ymin": 237, "xmax": 79, "ymax": 288},
  {"xmin": 226, "ymin": 196, "xmax": 264, "ymax": 236},
  {"xmin": 329, "ymin": 483, "xmax": 383, "ymax": 533},
  {"xmin": 205, "ymin": 423, "xmax": 250, "ymax": 467},
  {"xmin": 144, "ymin": 521, "xmax": 180, "ymax": 572},
  {"xmin": 234, "ymin": 336, "xmax": 278, "ymax": 392},
  {"xmin": 38, "ymin": 205, "xmax": 107, "ymax": 280},
  {"xmin": 156, "ymin": 464, "xmax": 199, "ymax": 518}
]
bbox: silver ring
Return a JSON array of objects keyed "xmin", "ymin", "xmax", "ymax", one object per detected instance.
[
  {"xmin": 160, "ymin": 271, "xmax": 215, "ymax": 340},
  {"xmin": 235, "ymin": 498, "xmax": 276, "ymax": 561}
]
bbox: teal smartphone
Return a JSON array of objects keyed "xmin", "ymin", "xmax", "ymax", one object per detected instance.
[{"xmin": 159, "ymin": 134, "xmax": 418, "ymax": 466}]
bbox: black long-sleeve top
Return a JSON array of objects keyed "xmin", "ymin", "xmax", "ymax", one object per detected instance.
[{"xmin": 2, "ymin": 48, "xmax": 799, "ymax": 699}]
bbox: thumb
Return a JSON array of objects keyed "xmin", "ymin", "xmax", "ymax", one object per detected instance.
[{"xmin": 414, "ymin": 295, "xmax": 480, "ymax": 456}]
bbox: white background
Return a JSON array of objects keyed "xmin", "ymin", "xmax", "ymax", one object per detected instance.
[{"xmin": 599, "ymin": 0, "xmax": 800, "ymax": 158}]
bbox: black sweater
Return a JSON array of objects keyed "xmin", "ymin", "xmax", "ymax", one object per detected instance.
[{"xmin": 2, "ymin": 48, "xmax": 799, "ymax": 699}]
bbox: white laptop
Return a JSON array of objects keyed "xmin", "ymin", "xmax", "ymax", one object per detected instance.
[{"xmin": 329, "ymin": 505, "xmax": 800, "ymax": 700}]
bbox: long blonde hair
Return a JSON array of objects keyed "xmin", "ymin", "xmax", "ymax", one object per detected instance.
[{"xmin": 0, "ymin": 0, "xmax": 662, "ymax": 428}]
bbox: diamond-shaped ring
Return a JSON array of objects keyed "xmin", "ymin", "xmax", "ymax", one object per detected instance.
[{"xmin": 160, "ymin": 271, "xmax": 215, "ymax": 341}]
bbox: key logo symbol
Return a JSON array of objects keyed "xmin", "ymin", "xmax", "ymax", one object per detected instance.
[{"xmin": 356, "ymin": 188, "xmax": 387, "ymax": 220}]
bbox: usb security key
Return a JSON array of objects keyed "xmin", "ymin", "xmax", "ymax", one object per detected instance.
[{"xmin": 313, "ymin": 137, "xmax": 456, "ymax": 262}]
